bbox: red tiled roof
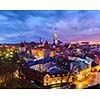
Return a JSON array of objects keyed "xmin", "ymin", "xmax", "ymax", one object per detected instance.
[
  {"xmin": 86, "ymin": 54, "xmax": 95, "ymax": 59},
  {"xmin": 96, "ymin": 55, "xmax": 100, "ymax": 59},
  {"xmin": 44, "ymin": 41, "xmax": 50, "ymax": 49}
]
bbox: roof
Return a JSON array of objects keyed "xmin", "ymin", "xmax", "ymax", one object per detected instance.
[
  {"xmin": 91, "ymin": 61, "xmax": 98, "ymax": 68},
  {"xmin": 20, "ymin": 42, "xmax": 25, "ymax": 47},
  {"xmin": 85, "ymin": 57, "xmax": 94, "ymax": 63},
  {"xmin": 47, "ymin": 66, "xmax": 61, "ymax": 75},
  {"xmin": 22, "ymin": 57, "xmax": 68, "ymax": 75},
  {"xmin": 22, "ymin": 57, "xmax": 57, "ymax": 67},
  {"xmin": 72, "ymin": 61, "xmax": 88, "ymax": 71},
  {"xmin": 44, "ymin": 41, "xmax": 50, "ymax": 49},
  {"xmin": 47, "ymin": 66, "xmax": 68, "ymax": 75},
  {"xmin": 20, "ymin": 52, "xmax": 27, "ymax": 56},
  {"xmin": 86, "ymin": 53, "xmax": 95, "ymax": 59},
  {"xmin": 20, "ymin": 52, "xmax": 34, "ymax": 59},
  {"xmin": 96, "ymin": 55, "xmax": 100, "ymax": 59}
]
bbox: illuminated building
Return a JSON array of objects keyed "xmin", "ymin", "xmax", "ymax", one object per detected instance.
[
  {"xmin": 30, "ymin": 41, "xmax": 56, "ymax": 59},
  {"xmin": 43, "ymin": 67, "xmax": 68, "ymax": 87},
  {"xmin": 21, "ymin": 57, "xmax": 69, "ymax": 87},
  {"xmin": 21, "ymin": 51, "xmax": 93, "ymax": 87},
  {"xmin": 31, "ymin": 47, "xmax": 56, "ymax": 60},
  {"xmin": 31, "ymin": 48, "xmax": 43, "ymax": 59},
  {"xmin": 67, "ymin": 55, "xmax": 94, "ymax": 81},
  {"xmin": 71, "ymin": 61, "xmax": 91, "ymax": 81},
  {"xmin": 95, "ymin": 55, "xmax": 100, "ymax": 65},
  {"xmin": 50, "ymin": 48, "xmax": 56, "ymax": 57},
  {"xmin": 17, "ymin": 38, "xmax": 100, "ymax": 88},
  {"xmin": 43, "ymin": 41, "xmax": 50, "ymax": 58},
  {"xmin": 19, "ymin": 42, "xmax": 26, "ymax": 53},
  {"xmin": 97, "ymin": 70, "xmax": 100, "ymax": 84}
]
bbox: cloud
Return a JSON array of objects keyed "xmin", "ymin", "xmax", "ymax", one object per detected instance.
[
  {"xmin": 0, "ymin": 10, "xmax": 100, "ymax": 43},
  {"xmin": 0, "ymin": 14, "xmax": 8, "ymax": 22},
  {"xmin": 0, "ymin": 37, "xmax": 5, "ymax": 41}
]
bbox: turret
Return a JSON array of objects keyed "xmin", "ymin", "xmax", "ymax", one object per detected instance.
[
  {"xmin": 19, "ymin": 42, "xmax": 26, "ymax": 53},
  {"xmin": 43, "ymin": 41, "xmax": 50, "ymax": 58}
]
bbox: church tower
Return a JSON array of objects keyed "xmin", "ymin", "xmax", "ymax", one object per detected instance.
[
  {"xmin": 19, "ymin": 42, "xmax": 26, "ymax": 53},
  {"xmin": 53, "ymin": 28, "xmax": 58, "ymax": 45},
  {"xmin": 43, "ymin": 40, "xmax": 50, "ymax": 58}
]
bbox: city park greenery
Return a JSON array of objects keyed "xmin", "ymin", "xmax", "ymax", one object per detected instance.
[
  {"xmin": 0, "ymin": 45, "xmax": 77, "ymax": 89},
  {"xmin": 0, "ymin": 46, "xmax": 21, "ymax": 88},
  {"xmin": 0, "ymin": 78, "xmax": 38, "ymax": 89},
  {"xmin": 0, "ymin": 46, "xmax": 38, "ymax": 88}
]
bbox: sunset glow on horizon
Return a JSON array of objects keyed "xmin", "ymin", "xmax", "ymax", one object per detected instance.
[{"xmin": 0, "ymin": 10, "xmax": 100, "ymax": 43}]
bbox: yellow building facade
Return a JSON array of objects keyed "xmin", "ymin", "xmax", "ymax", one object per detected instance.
[{"xmin": 43, "ymin": 73, "xmax": 68, "ymax": 86}]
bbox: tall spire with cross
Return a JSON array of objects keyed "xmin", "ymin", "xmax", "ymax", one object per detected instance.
[{"xmin": 53, "ymin": 28, "xmax": 58, "ymax": 45}]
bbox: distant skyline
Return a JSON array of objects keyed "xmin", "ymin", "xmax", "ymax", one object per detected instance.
[{"xmin": 0, "ymin": 10, "xmax": 100, "ymax": 43}]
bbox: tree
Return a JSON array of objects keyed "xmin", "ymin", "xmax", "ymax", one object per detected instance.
[
  {"xmin": 0, "ymin": 47, "xmax": 20, "ymax": 87},
  {"xmin": 64, "ymin": 65, "xmax": 77, "ymax": 89}
]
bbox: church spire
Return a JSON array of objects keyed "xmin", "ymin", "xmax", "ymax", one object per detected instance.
[{"xmin": 53, "ymin": 28, "xmax": 58, "ymax": 45}]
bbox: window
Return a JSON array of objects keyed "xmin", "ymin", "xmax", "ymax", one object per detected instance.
[
  {"xmin": 57, "ymin": 74, "xmax": 60, "ymax": 77},
  {"xmin": 46, "ymin": 78, "xmax": 48, "ymax": 81},
  {"xmin": 44, "ymin": 74, "xmax": 50, "ymax": 79},
  {"xmin": 63, "ymin": 74, "xmax": 65, "ymax": 76},
  {"xmin": 57, "ymin": 77, "xmax": 61, "ymax": 80},
  {"xmin": 62, "ymin": 79, "xmax": 66, "ymax": 83},
  {"xmin": 46, "ymin": 83, "xmax": 48, "ymax": 85},
  {"xmin": 52, "ymin": 75, "xmax": 55, "ymax": 77}
]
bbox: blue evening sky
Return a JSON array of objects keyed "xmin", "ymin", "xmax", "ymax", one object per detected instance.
[{"xmin": 0, "ymin": 10, "xmax": 100, "ymax": 43}]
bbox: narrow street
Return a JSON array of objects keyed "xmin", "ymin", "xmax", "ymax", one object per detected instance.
[
  {"xmin": 74, "ymin": 72, "xmax": 98, "ymax": 89},
  {"xmin": 20, "ymin": 78, "xmax": 44, "ymax": 89}
]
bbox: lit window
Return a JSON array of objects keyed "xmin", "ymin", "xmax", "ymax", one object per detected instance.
[
  {"xmin": 46, "ymin": 78, "xmax": 48, "ymax": 81},
  {"xmin": 63, "ymin": 74, "xmax": 65, "ymax": 76},
  {"xmin": 57, "ymin": 74, "xmax": 60, "ymax": 77},
  {"xmin": 52, "ymin": 75, "xmax": 55, "ymax": 77}
]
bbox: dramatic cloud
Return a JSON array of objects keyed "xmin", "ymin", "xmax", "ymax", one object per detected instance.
[{"xmin": 0, "ymin": 10, "xmax": 100, "ymax": 43}]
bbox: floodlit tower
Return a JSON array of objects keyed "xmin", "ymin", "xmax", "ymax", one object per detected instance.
[{"xmin": 53, "ymin": 28, "xmax": 58, "ymax": 45}]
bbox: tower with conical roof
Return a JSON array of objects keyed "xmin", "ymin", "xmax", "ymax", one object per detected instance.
[
  {"xmin": 43, "ymin": 40, "xmax": 50, "ymax": 58},
  {"xmin": 53, "ymin": 28, "xmax": 58, "ymax": 45},
  {"xmin": 19, "ymin": 42, "xmax": 26, "ymax": 53}
]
